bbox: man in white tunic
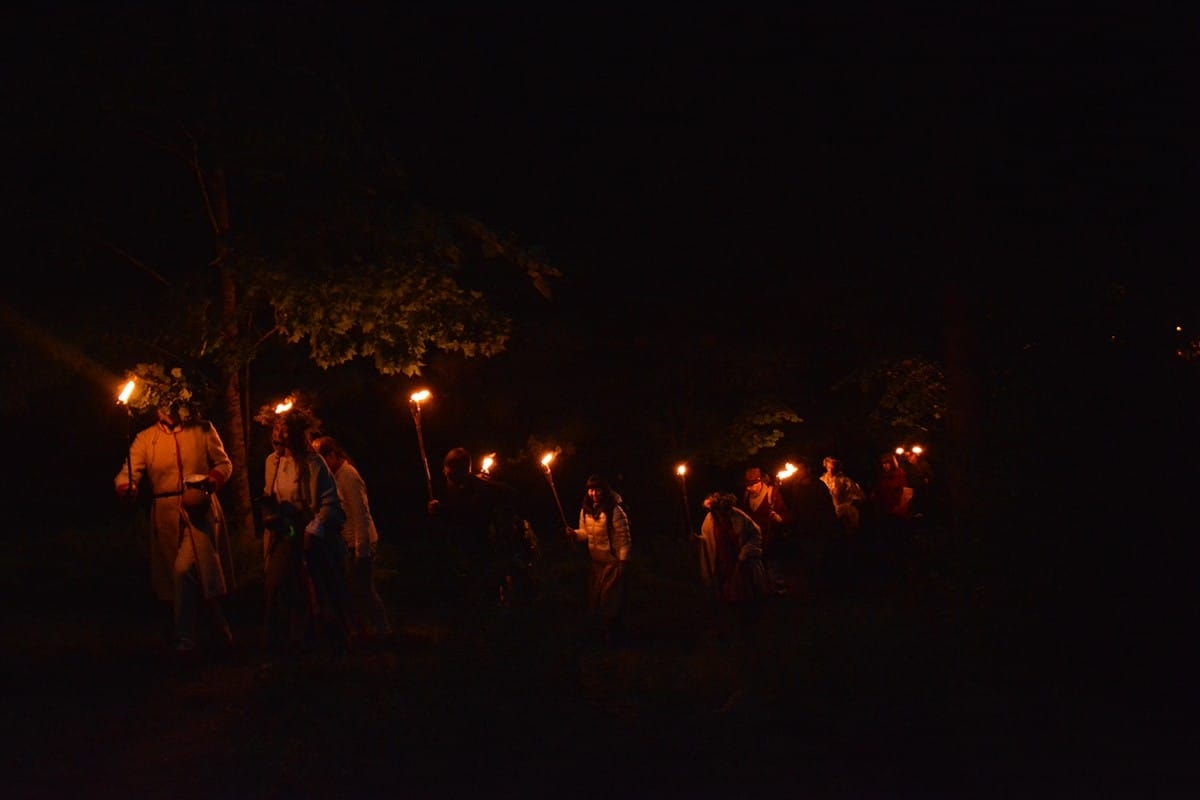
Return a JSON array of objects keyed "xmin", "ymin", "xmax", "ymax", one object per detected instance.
[{"xmin": 116, "ymin": 402, "xmax": 235, "ymax": 654}]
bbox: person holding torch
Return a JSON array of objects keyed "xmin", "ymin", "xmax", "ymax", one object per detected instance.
[
  {"xmin": 565, "ymin": 474, "xmax": 632, "ymax": 646},
  {"xmin": 260, "ymin": 403, "xmax": 351, "ymax": 664},
  {"xmin": 775, "ymin": 457, "xmax": 838, "ymax": 601},
  {"xmin": 698, "ymin": 490, "xmax": 767, "ymax": 626},
  {"xmin": 697, "ymin": 490, "xmax": 768, "ymax": 712},
  {"xmin": 427, "ymin": 447, "xmax": 527, "ymax": 623},
  {"xmin": 113, "ymin": 367, "xmax": 235, "ymax": 658},
  {"xmin": 740, "ymin": 466, "xmax": 791, "ymax": 596}
]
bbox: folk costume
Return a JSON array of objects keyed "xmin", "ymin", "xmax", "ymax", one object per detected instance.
[
  {"xmin": 699, "ymin": 494, "xmax": 767, "ymax": 620},
  {"xmin": 115, "ymin": 417, "xmax": 234, "ymax": 651}
]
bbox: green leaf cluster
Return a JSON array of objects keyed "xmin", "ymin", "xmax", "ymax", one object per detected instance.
[
  {"xmin": 702, "ymin": 401, "xmax": 805, "ymax": 467},
  {"xmin": 259, "ymin": 260, "xmax": 512, "ymax": 377},
  {"xmin": 852, "ymin": 356, "xmax": 947, "ymax": 436},
  {"xmin": 120, "ymin": 362, "xmax": 205, "ymax": 417}
]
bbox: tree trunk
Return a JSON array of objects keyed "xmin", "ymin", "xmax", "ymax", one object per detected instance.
[
  {"xmin": 218, "ymin": 317, "xmax": 258, "ymax": 583},
  {"xmin": 941, "ymin": 282, "xmax": 982, "ymax": 531},
  {"xmin": 209, "ymin": 165, "xmax": 260, "ymax": 584}
]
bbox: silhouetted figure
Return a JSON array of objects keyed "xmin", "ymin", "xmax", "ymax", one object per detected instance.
[
  {"xmin": 864, "ymin": 450, "xmax": 914, "ymax": 587},
  {"xmin": 697, "ymin": 489, "xmax": 768, "ymax": 712},
  {"xmin": 312, "ymin": 436, "xmax": 391, "ymax": 644},
  {"xmin": 738, "ymin": 466, "xmax": 791, "ymax": 595},
  {"xmin": 428, "ymin": 447, "xmax": 529, "ymax": 624},
  {"xmin": 869, "ymin": 451, "xmax": 912, "ymax": 528},
  {"xmin": 899, "ymin": 446, "xmax": 935, "ymax": 524},
  {"xmin": 777, "ymin": 458, "xmax": 838, "ymax": 600},
  {"xmin": 697, "ymin": 491, "xmax": 766, "ymax": 626}
]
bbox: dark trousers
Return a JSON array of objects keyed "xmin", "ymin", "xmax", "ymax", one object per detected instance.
[
  {"xmin": 264, "ymin": 534, "xmax": 351, "ymax": 655},
  {"xmin": 346, "ymin": 554, "xmax": 391, "ymax": 637},
  {"xmin": 588, "ymin": 559, "xmax": 628, "ymax": 638},
  {"xmin": 264, "ymin": 535, "xmax": 310, "ymax": 655}
]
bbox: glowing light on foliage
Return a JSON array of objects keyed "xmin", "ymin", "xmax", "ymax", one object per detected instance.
[
  {"xmin": 118, "ymin": 363, "xmax": 199, "ymax": 415},
  {"xmin": 262, "ymin": 265, "xmax": 522, "ymax": 377},
  {"xmin": 845, "ymin": 356, "xmax": 947, "ymax": 437}
]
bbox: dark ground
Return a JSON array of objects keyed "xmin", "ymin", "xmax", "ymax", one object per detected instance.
[{"xmin": 2, "ymin": 513, "xmax": 1193, "ymax": 800}]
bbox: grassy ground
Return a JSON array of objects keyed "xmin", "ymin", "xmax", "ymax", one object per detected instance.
[{"xmin": 2, "ymin": 516, "xmax": 1189, "ymax": 799}]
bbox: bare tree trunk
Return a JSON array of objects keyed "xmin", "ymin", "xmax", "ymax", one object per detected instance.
[
  {"xmin": 942, "ymin": 282, "xmax": 982, "ymax": 531},
  {"xmin": 208, "ymin": 165, "xmax": 259, "ymax": 583}
]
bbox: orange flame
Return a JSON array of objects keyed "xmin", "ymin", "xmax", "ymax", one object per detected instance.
[{"xmin": 117, "ymin": 379, "xmax": 136, "ymax": 405}]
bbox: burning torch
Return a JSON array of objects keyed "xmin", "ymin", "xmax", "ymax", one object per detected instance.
[
  {"xmin": 408, "ymin": 389, "xmax": 434, "ymax": 502},
  {"xmin": 117, "ymin": 378, "xmax": 136, "ymax": 491},
  {"xmin": 676, "ymin": 463, "xmax": 694, "ymax": 537},
  {"xmin": 540, "ymin": 451, "xmax": 570, "ymax": 534}
]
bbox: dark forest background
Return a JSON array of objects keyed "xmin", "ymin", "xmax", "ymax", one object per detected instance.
[{"xmin": 2, "ymin": 4, "xmax": 1197, "ymax": 794}]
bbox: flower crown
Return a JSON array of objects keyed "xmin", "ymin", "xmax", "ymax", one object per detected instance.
[
  {"xmin": 703, "ymin": 491, "xmax": 738, "ymax": 512},
  {"xmin": 121, "ymin": 363, "xmax": 202, "ymax": 418},
  {"xmin": 252, "ymin": 391, "xmax": 322, "ymax": 434}
]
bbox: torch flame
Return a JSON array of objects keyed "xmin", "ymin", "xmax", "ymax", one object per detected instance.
[
  {"xmin": 117, "ymin": 379, "xmax": 136, "ymax": 405},
  {"xmin": 676, "ymin": 464, "xmax": 687, "ymax": 477},
  {"xmin": 540, "ymin": 452, "xmax": 555, "ymax": 468},
  {"xmin": 410, "ymin": 389, "xmax": 431, "ymax": 404},
  {"xmin": 274, "ymin": 398, "xmax": 294, "ymax": 414},
  {"xmin": 777, "ymin": 462, "xmax": 797, "ymax": 482},
  {"xmin": 910, "ymin": 445, "xmax": 923, "ymax": 456},
  {"xmin": 480, "ymin": 454, "xmax": 495, "ymax": 475}
]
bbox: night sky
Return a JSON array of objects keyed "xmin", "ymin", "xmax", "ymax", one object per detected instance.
[
  {"xmin": 6, "ymin": 3, "xmax": 1198, "ymax": 520},
  {"xmin": 14, "ymin": 5, "xmax": 1194, "ymax": 292}
]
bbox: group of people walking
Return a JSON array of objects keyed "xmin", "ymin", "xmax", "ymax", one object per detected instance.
[
  {"xmin": 255, "ymin": 408, "xmax": 394, "ymax": 665},
  {"xmin": 113, "ymin": 396, "xmax": 547, "ymax": 664},
  {"xmin": 115, "ymin": 399, "xmax": 393, "ymax": 664},
  {"xmin": 114, "ymin": 386, "xmax": 933, "ymax": 664},
  {"xmin": 693, "ymin": 451, "xmax": 936, "ymax": 633}
]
